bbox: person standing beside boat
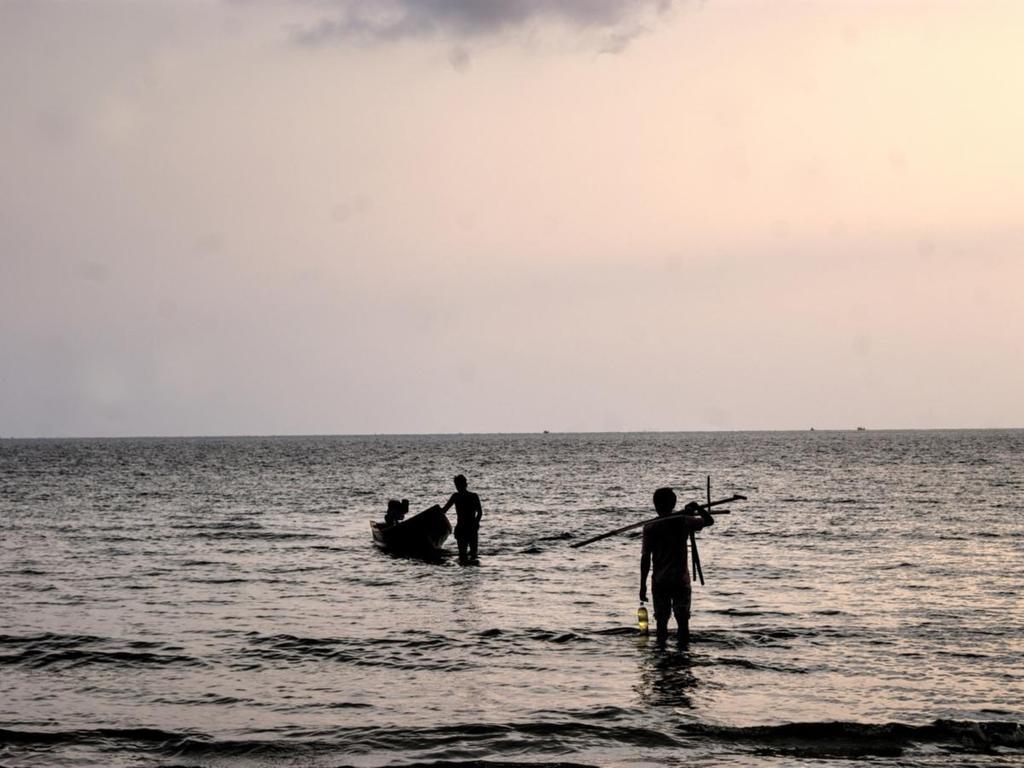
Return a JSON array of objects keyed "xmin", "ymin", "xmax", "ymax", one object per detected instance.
[
  {"xmin": 440, "ymin": 474, "xmax": 483, "ymax": 565},
  {"xmin": 639, "ymin": 487, "xmax": 714, "ymax": 647}
]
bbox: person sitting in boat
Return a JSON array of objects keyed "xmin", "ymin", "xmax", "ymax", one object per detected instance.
[{"xmin": 385, "ymin": 498, "xmax": 409, "ymax": 526}]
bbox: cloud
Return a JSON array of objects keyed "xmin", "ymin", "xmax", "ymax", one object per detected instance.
[
  {"xmin": 447, "ymin": 43, "xmax": 471, "ymax": 71},
  {"xmin": 294, "ymin": 0, "xmax": 673, "ymax": 51},
  {"xmin": 599, "ymin": 23, "xmax": 650, "ymax": 55}
]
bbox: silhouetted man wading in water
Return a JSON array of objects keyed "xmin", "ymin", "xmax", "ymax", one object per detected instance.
[
  {"xmin": 441, "ymin": 474, "xmax": 483, "ymax": 565},
  {"xmin": 640, "ymin": 487, "xmax": 714, "ymax": 647}
]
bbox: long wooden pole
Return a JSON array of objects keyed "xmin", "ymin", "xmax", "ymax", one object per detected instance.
[
  {"xmin": 690, "ymin": 477, "xmax": 709, "ymax": 585},
  {"xmin": 569, "ymin": 494, "xmax": 745, "ymax": 549}
]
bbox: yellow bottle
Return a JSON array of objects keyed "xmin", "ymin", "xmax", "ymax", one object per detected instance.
[{"xmin": 637, "ymin": 604, "xmax": 649, "ymax": 635}]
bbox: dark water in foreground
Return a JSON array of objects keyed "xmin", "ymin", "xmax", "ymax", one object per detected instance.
[{"xmin": 2, "ymin": 431, "xmax": 1023, "ymax": 767}]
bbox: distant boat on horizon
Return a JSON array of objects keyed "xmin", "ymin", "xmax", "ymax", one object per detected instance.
[{"xmin": 856, "ymin": 426, "xmax": 867, "ymax": 431}]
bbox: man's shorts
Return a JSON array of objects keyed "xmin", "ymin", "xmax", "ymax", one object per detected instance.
[{"xmin": 652, "ymin": 582, "xmax": 692, "ymax": 625}]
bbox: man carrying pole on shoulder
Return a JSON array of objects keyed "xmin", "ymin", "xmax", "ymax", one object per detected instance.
[{"xmin": 639, "ymin": 487, "xmax": 714, "ymax": 648}]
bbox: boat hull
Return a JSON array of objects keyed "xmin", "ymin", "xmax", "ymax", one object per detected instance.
[{"xmin": 371, "ymin": 505, "xmax": 451, "ymax": 558}]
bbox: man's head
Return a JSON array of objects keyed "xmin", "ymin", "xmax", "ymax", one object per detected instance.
[
  {"xmin": 453, "ymin": 474, "xmax": 468, "ymax": 491},
  {"xmin": 653, "ymin": 487, "xmax": 677, "ymax": 516}
]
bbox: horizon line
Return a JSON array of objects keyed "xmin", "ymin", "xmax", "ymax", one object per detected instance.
[{"xmin": 2, "ymin": 426, "xmax": 1022, "ymax": 441}]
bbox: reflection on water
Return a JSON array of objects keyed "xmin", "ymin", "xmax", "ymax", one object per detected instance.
[{"xmin": 635, "ymin": 646, "xmax": 698, "ymax": 709}]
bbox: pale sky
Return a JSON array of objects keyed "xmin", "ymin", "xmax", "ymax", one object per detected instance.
[{"xmin": 2, "ymin": 0, "xmax": 1022, "ymax": 437}]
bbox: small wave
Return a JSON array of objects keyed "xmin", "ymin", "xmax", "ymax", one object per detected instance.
[
  {"xmin": 17, "ymin": 583, "xmax": 57, "ymax": 592},
  {"xmin": 0, "ymin": 647, "xmax": 205, "ymax": 670},
  {"xmin": 0, "ymin": 633, "xmax": 203, "ymax": 670},
  {"xmin": 4, "ymin": 719, "xmax": 1019, "ymax": 759},
  {"xmin": 0, "ymin": 632, "xmax": 107, "ymax": 647},
  {"xmin": 233, "ymin": 632, "xmax": 473, "ymax": 671},
  {"xmin": 527, "ymin": 630, "xmax": 593, "ymax": 645},
  {"xmin": 936, "ymin": 650, "xmax": 988, "ymax": 659},
  {"xmin": 0, "ymin": 726, "xmax": 191, "ymax": 747},
  {"xmin": 267, "ymin": 565, "xmax": 330, "ymax": 574},
  {"xmin": 193, "ymin": 530, "xmax": 323, "ymax": 541},
  {"xmin": 528, "ymin": 705, "xmax": 631, "ymax": 722},
  {"xmin": 377, "ymin": 762, "xmax": 596, "ymax": 768},
  {"xmin": 151, "ymin": 693, "xmax": 254, "ymax": 706},
  {"xmin": 537, "ymin": 532, "xmax": 575, "ymax": 541},
  {"xmin": 682, "ymin": 719, "xmax": 1024, "ymax": 758},
  {"xmin": 698, "ymin": 656, "xmax": 807, "ymax": 674}
]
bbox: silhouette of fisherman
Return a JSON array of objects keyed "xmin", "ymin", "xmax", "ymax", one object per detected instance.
[
  {"xmin": 385, "ymin": 499, "xmax": 409, "ymax": 526},
  {"xmin": 440, "ymin": 474, "xmax": 483, "ymax": 564},
  {"xmin": 640, "ymin": 487, "xmax": 714, "ymax": 647}
]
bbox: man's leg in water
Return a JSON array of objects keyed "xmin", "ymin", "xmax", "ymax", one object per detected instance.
[
  {"xmin": 673, "ymin": 585, "xmax": 693, "ymax": 646},
  {"xmin": 455, "ymin": 531, "xmax": 468, "ymax": 563},
  {"xmin": 652, "ymin": 584, "xmax": 671, "ymax": 647}
]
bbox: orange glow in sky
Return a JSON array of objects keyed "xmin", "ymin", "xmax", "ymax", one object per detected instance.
[{"xmin": 2, "ymin": 1, "xmax": 1022, "ymax": 436}]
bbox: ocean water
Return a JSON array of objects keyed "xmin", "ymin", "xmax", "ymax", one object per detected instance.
[{"xmin": 1, "ymin": 430, "xmax": 1022, "ymax": 767}]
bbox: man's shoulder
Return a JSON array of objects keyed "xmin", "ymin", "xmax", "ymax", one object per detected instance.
[{"xmin": 643, "ymin": 516, "xmax": 685, "ymax": 536}]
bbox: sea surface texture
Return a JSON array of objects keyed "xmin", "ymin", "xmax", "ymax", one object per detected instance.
[{"xmin": 1, "ymin": 431, "xmax": 1022, "ymax": 767}]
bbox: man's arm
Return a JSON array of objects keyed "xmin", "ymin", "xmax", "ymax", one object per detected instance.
[
  {"xmin": 639, "ymin": 529, "xmax": 651, "ymax": 602},
  {"xmin": 474, "ymin": 493, "xmax": 482, "ymax": 524},
  {"xmin": 440, "ymin": 493, "xmax": 456, "ymax": 513},
  {"xmin": 683, "ymin": 501, "xmax": 714, "ymax": 531}
]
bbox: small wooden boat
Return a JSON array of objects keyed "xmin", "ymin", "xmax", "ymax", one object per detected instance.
[{"xmin": 371, "ymin": 504, "xmax": 451, "ymax": 557}]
